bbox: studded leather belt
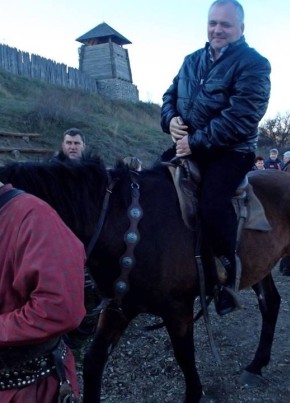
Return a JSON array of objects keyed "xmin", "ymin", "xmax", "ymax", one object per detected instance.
[{"xmin": 0, "ymin": 338, "xmax": 66, "ymax": 391}]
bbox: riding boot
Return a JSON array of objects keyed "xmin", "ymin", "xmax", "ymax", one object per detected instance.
[{"xmin": 214, "ymin": 255, "xmax": 241, "ymax": 316}]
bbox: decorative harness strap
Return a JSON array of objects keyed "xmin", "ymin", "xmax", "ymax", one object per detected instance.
[
  {"xmin": 85, "ymin": 171, "xmax": 143, "ymax": 318},
  {"xmin": 114, "ymin": 173, "xmax": 143, "ymax": 303}
]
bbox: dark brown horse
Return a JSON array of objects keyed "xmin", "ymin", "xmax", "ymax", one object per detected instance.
[{"xmin": 0, "ymin": 158, "xmax": 288, "ymax": 402}]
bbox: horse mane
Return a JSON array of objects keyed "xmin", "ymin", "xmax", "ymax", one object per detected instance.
[
  {"xmin": 0, "ymin": 152, "xmax": 174, "ymax": 246},
  {"xmin": 0, "ymin": 156, "xmax": 109, "ymax": 239}
]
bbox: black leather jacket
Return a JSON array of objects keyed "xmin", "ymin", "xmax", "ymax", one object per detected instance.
[{"xmin": 161, "ymin": 36, "xmax": 271, "ymax": 155}]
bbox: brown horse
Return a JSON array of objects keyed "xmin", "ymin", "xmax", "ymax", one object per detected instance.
[{"xmin": 0, "ymin": 159, "xmax": 288, "ymax": 402}]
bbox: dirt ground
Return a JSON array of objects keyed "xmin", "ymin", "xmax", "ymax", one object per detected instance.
[{"xmin": 75, "ymin": 265, "xmax": 290, "ymax": 402}]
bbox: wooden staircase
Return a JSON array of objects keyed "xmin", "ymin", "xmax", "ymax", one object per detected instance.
[{"xmin": 0, "ymin": 131, "xmax": 55, "ymax": 165}]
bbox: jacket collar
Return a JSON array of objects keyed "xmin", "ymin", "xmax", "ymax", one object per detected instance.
[{"xmin": 206, "ymin": 35, "xmax": 246, "ymax": 54}]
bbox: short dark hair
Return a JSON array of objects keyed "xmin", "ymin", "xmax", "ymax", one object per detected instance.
[
  {"xmin": 63, "ymin": 128, "xmax": 85, "ymax": 143},
  {"xmin": 254, "ymin": 156, "xmax": 264, "ymax": 163}
]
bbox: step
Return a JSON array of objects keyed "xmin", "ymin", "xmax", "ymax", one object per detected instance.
[{"xmin": 0, "ymin": 131, "xmax": 41, "ymax": 138}]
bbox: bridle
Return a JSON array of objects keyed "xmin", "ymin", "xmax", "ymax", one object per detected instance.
[
  {"xmin": 85, "ymin": 170, "xmax": 119, "ymax": 261},
  {"xmin": 85, "ymin": 169, "xmax": 143, "ymax": 316}
]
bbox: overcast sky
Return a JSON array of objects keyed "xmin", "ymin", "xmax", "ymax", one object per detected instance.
[{"xmin": 2, "ymin": 0, "xmax": 289, "ymax": 119}]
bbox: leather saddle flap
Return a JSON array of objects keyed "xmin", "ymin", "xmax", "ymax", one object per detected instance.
[
  {"xmin": 243, "ymin": 182, "xmax": 272, "ymax": 231},
  {"xmin": 164, "ymin": 159, "xmax": 271, "ymax": 233}
]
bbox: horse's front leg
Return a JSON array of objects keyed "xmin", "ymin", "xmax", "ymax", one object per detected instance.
[
  {"xmin": 240, "ymin": 273, "xmax": 281, "ymax": 386},
  {"xmin": 165, "ymin": 305, "xmax": 203, "ymax": 403},
  {"xmin": 83, "ymin": 302, "xmax": 130, "ymax": 403}
]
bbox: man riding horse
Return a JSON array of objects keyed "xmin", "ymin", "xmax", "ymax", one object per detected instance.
[{"xmin": 161, "ymin": 0, "xmax": 271, "ymax": 315}]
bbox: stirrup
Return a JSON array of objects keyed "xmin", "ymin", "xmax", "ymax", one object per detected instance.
[
  {"xmin": 214, "ymin": 285, "xmax": 241, "ymax": 316},
  {"xmin": 222, "ymin": 286, "xmax": 242, "ymax": 310},
  {"xmin": 215, "ymin": 255, "xmax": 242, "ymax": 292}
]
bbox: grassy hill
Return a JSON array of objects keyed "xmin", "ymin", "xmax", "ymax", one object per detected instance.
[{"xmin": 0, "ymin": 70, "xmax": 172, "ymax": 167}]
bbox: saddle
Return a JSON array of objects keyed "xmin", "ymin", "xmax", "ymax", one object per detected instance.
[
  {"xmin": 164, "ymin": 157, "xmax": 272, "ymax": 301},
  {"xmin": 165, "ymin": 158, "xmax": 201, "ymax": 230},
  {"xmin": 164, "ymin": 158, "xmax": 272, "ymax": 233}
]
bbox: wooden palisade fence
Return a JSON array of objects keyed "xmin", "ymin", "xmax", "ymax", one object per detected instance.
[{"xmin": 0, "ymin": 44, "xmax": 98, "ymax": 94}]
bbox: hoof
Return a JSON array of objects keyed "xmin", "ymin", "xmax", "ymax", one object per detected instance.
[
  {"xmin": 239, "ymin": 370, "xmax": 267, "ymax": 387},
  {"xmin": 199, "ymin": 393, "xmax": 218, "ymax": 402},
  {"xmin": 199, "ymin": 397, "xmax": 217, "ymax": 402}
]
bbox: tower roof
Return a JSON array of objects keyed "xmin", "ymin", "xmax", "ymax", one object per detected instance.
[{"xmin": 76, "ymin": 22, "xmax": 132, "ymax": 46}]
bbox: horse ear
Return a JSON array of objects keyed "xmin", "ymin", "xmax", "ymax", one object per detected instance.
[{"xmin": 116, "ymin": 159, "xmax": 127, "ymax": 169}]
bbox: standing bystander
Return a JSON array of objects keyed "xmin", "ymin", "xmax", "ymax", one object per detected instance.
[
  {"xmin": 264, "ymin": 148, "xmax": 283, "ymax": 170},
  {"xmin": 279, "ymin": 150, "xmax": 290, "ymax": 276},
  {"xmin": 282, "ymin": 151, "xmax": 290, "ymax": 173},
  {"xmin": 0, "ymin": 181, "xmax": 86, "ymax": 402},
  {"xmin": 51, "ymin": 127, "xmax": 98, "ymax": 346},
  {"xmin": 252, "ymin": 156, "xmax": 265, "ymax": 170},
  {"xmin": 52, "ymin": 128, "xmax": 86, "ymax": 161}
]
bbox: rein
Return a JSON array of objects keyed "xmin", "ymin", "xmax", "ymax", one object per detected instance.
[
  {"xmin": 85, "ymin": 171, "xmax": 119, "ymax": 261},
  {"xmin": 85, "ymin": 170, "xmax": 143, "ymax": 319}
]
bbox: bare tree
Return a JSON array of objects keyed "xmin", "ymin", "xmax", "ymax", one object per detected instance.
[{"xmin": 259, "ymin": 112, "xmax": 290, "ymax": 148}]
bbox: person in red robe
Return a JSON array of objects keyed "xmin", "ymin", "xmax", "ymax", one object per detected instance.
[{"xmin": 0, "ymin": 182, "xmax": 86, "ymax": 402}]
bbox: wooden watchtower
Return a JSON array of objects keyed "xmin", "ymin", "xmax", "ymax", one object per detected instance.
[{"xmin": 76, "ymin": 22, "xmax": 139, "ymax": 102}]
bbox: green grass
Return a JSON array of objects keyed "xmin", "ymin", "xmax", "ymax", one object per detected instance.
[{"xmin": 0, "ymin": 69, "xmax": 172, "ymax": 167}]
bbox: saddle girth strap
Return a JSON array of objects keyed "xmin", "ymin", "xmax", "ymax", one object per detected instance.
[{"xmin": 163, "ymin": 158, "xmax": 201, "ymax": 231}]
